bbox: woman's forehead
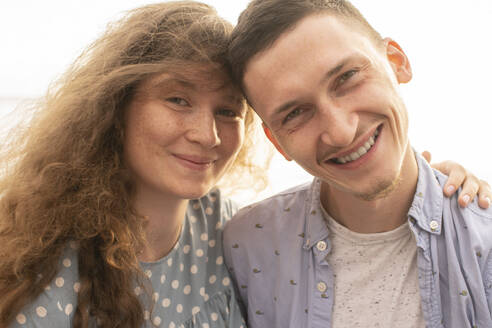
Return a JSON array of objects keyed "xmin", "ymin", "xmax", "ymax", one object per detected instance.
[{"xmin": 141, "ymin": 68, "xmax": 243, "ymax": 99}]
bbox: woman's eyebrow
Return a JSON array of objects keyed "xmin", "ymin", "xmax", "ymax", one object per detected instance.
[{"xmin": 150, "ymin": 77, "xmax": 196, "ymax": 92}]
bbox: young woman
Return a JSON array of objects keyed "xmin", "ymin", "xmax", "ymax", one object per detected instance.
[
  {"xmin": 0, "ymin": 2, "xmax": 266, "ymax": 327},
  {"xmin": 0, "ymin": 2, "xmax": 489, "ymax": 328}
]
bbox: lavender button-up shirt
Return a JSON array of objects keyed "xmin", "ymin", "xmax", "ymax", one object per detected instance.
[{"xmin": 224, "ymin": 154, "xmax": 492, "ymax": 328}]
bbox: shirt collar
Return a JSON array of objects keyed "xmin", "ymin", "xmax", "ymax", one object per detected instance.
[
  {"xmin": 407, "ymin": 152, "xmax": 444, "ymax": 235},
  {"xmin": 303, "ymin": 177, "xmax": 330, "ymax": 249},
  {"xmin": 304, "ymin": 152, "xmax": 444, "ymax": 249}
]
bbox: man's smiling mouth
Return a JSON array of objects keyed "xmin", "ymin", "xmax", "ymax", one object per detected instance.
[{"xmin": 330, "ymin": 125, "xmax": 381, "ymax": 164}]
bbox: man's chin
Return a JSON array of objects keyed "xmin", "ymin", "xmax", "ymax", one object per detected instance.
[{"xmin": 354, "ymin": 175, "xmax": 402, "ymax": 202}]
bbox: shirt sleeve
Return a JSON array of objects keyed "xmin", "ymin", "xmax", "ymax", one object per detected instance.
[{"xmin": 10, "ymin": 247, "xmax": 79, "ymax": 328}]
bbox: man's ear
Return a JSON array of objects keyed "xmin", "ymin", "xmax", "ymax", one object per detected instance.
[
  {"xmin": 262, "ymin": 123, "xmax": 292, "ymax": 161},
  {"xmin": 384, "ymin": 38, "xmax": 412, "ymax": 84}
]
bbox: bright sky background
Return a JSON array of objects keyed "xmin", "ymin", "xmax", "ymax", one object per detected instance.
[{"xmin": 1, "ymin": 0, "xmax": 491, "ymax": 204}]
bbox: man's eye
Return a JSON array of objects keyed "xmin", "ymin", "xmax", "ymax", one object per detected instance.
[
  {"xmin": 167, "ymin": 97, "xmax": 189, "ymax": 106},
  {"xmin": 337, "ymin": 69, "xmax": 358, "ymax": 87},
  {"xmin": 283, "ymin": 108, "xmax": 303, "ymax": 124}
]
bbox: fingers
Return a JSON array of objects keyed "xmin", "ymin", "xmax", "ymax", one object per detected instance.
[
  {"xmin": 433, "ymin": 161, "xmax": 466, "ymax": 197},
  {"xmin": 431, "ymin": 159, "xmax": 491, "ymax": 209},
  {"xmin": 446, "ymin": 169, "xmax": 490, "ymax": 209},
  {"xmin": 421, "ymin": 150, "xmax": 432, "ymax": 163},
  {"xmin": 477, "ymin": 180, "xmax": 492, "ymax": 209},
  {"xmin": 456, "ymin": 175, "xmax": 479, "ymax": 208}
]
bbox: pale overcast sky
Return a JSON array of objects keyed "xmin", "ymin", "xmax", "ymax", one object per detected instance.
[{"xmin": 1, "ymin": 0, "xmax": 491, "ymax": 203}]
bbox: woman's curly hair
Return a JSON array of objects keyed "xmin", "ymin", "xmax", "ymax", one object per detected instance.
[{"xmin": 0, "ymin": 2, "xmax": 268, "ymax": 327}]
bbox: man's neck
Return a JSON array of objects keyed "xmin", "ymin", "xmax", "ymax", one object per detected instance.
[{"xmin": 320, "ymin": 148, "xmax": 419, "ymax": 233}]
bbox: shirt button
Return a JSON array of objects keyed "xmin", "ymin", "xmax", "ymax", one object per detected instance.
[
  {"xmin": 430, "ymin": 220, "xmax": 439, "ymax": 231},
  {"xmin": 316, "ymin": 241, "xmax": 327, "ymax": 251},
  {"xmin": 317, "ymin": 282, "xmax": 327, "ymax": 292}
]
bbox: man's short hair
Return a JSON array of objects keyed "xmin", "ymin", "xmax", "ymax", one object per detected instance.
[{"xmin": 228, "ymin": 0, "xmax": 383, "ymax": 91}]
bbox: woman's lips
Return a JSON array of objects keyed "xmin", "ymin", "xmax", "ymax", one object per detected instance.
[{"xmin": 173, "ymin": 154, "xmax": 216, "ymax": 171}]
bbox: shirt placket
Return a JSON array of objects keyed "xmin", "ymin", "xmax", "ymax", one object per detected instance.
[
  {"xmin": 308, "ymin": 237, "xmax": 334, "ymax": 328},
  {"xmin": 410, "ymin": 218, "xmax": 444, "ymax": 328}
]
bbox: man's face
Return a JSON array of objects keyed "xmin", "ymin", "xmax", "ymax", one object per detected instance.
[{"xmin": 243, "ymin": 14, "xmax": 413, "ymax": 200}]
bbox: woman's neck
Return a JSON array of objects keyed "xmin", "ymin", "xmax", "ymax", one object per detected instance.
[{"xmin": 133, "ymin": 188, "xmax": 189, "ymax": 262}]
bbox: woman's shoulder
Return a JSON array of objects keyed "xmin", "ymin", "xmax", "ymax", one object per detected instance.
[
  {"xmin": 192, "ymin": 188, "xmax": 239, "ymax": 226},
  {"xmin": 12, "ymin": 244, "xmax": 80, "ymax": 327}
]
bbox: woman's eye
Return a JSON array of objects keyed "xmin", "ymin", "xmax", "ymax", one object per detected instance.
[
  {"xmin": 167, "ymin": 97, "xmax": 189, "ymax": 106},
  {"xmin": 217, "ymin": 109, "xmax": 240, "ymax": 118}
]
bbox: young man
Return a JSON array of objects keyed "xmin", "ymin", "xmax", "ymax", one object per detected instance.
[{"xmin": 223, "ymin": 1, "xmax": 492, "ymax": 327}]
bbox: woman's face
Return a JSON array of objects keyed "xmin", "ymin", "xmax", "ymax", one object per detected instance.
[{"xmin": 123, "ymin": 68, "xmax": 247, "ymax": 201}]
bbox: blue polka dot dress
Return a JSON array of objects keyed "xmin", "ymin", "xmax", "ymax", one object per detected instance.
[{"xmin": 12, "ymin": 189, "xmax": 246, "ymax": 328}]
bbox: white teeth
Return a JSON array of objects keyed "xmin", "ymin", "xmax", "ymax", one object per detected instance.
[{"xmin": 334, "ymin": 128, "xmax": 380, "ymax": 164}]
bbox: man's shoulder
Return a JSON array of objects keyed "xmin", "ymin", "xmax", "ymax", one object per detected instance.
[
  {"xmin": 224, "ymin": 181, "xmax": 312, "ymax": 240},
  {"xmin": 231, "ymin": 181, "xmax": 311, "ymax": 222},
  {"xmin": 433, "ymin": 168, "xmax": 492, "ymax": 222},
  {"xmin": 432, "ymin": 171, "xmax": 492, "ymax": 251},
  {"xmin": 451, "ymin": 196, "xmax": 492, "ymax": 238}
]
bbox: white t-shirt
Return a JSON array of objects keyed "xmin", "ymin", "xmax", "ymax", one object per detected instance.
[{"xmin": 323, "ymin": 209, "xmax": 425, "ymax": 328}]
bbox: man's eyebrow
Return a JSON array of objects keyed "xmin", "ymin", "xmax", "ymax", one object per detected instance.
[{"xmin": 271, "ymin": 56, "xmax": 356, "ymax": 118}]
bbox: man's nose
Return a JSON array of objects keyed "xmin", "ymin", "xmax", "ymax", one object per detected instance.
[{"xmin": 318, "ymin": 101, "xmax": 358, "ymax": 147}]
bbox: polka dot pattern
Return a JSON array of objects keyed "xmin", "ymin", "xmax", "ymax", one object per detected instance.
[
  {"xmin": 64, "ymin": 304, "xmax": 73, "ymax": 316},
  {"xmin": 11, "ymin": 190, "xmax": 246, "ymax": 328},
  {"xmin": 153, "ymin": 316, "xmax": 162, "ymax": 326},
  {"xmin": 55, "ymin": 277, "xmax": 64, "ymax": 288},
  {"xmin": 62, "ymin": 258, "xmax": 71, "ymax": 268},
  {"xmin": 162, "ymin": 298, "xmax": 171, "ymax": 308},
  {"xmin": 36, "ymin": 306, "xmax": 47, "ymax": 318},
  {"xmin": 16, "ymin": 313, "xmax": 26, "ymax": 324}
]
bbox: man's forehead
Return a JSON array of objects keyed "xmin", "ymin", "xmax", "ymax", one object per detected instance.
[
  {"xmin": 244, "ymin": 13, "xmax": 378, "ymax": 74},
  {"xmin": 243, "ymin": 15, "xmax": 379, "ymax": 108}
]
